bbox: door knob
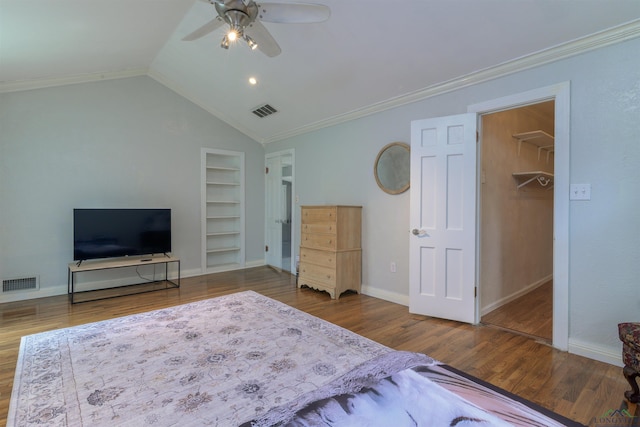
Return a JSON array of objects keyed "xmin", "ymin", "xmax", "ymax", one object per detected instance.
[{"xmin": 411, "ymin": 228, "xmax": 427, "ymax": 236}]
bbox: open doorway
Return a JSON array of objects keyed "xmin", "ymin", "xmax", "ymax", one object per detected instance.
[
  {"xmin": 265, "ymin": 150, "xmax": 295, "ymax": 272},
  {"xmin": 479, "ymin": 101, "xmax": 555, "ymax": 342}
]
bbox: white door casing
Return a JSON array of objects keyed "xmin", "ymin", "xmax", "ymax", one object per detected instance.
[
  {"xmin": 265, "ymin": 149, "xmax": 296, "ymax": 272},
  {"xmin": 409, "ymin": 113, "xmax": 477, "ymax": 324},
  {"xmin": 265, "ymin": 155, "xmax": 283, "ymax": 269},
  {"xmin": 468, "ymin": 82, "xmax": 570, "ymax": 350}
]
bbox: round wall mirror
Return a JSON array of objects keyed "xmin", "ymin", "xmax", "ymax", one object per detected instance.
[{"xmin": 374, "ymin": 142, "xmax": 410, "ymax": 195}]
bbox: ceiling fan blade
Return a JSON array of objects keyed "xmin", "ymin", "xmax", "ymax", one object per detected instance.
[
  {"xmin": 245, "ymin": 21, "xmax": 282, "ymax": 57},
  {"xmin": 258, "ymin": 2, "xmax": 330, "ymax": 24},
  {"xmin": 182, "ymin": 18, "xmax": 225, "ymax": 41}
]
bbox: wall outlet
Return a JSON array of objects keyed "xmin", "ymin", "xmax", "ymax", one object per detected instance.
[
  {"xmin": 570, "ymin": 184, "xmax": 591, "ymax": 200},
  {"xmin": 390, "ymin": 262, "xmax": 397, "ymax": 273}
]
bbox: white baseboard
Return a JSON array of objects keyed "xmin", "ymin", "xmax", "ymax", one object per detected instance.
[
  {"xmin": 245, "ymin": 259, "xmax": 266, "ymax": 269},
  {"xmin": 0, "ymin": 287, "xmax": 64, "ymax": 303},
  {"xmin": 178, "ymin": 262, "xmax": 266, "ymax": 278},
  {"xmin": 198, "ymin": 259, "xmax": 265, "ymax": 275},
  {"xmin": 0, "ymin": 260, "xmax": 269, "ymax": 304},
  {"xmin": 481, "ymin": 274, "xmax": 552, "ymax": 316},
  {"xmin": 360, "ymin": 285, "xmax": 409, "ymax": 307},
  {"xmin": 181, "ymin": 267, "xmax": 204, "ymax": 278},
  {"xmin": 568, "ymin": 338, "xmax": 623, "ymax": 367}
]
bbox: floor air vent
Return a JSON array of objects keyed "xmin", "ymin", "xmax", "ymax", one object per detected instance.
[
  {"xmin": 252, "ymin": 104, "xmax": 278, "ymax": 118},
  {"xmin": 3, "ymin": 276, "xmax": 39, "ymax": 292}
]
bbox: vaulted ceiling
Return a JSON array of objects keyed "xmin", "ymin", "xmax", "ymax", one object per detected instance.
[{"xmin": 2, "ymin": 1, "xmax": 640, "ymax": 143}]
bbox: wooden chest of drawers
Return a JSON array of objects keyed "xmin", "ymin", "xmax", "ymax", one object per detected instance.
[{"xmin": 298, "ymin": 205, "xmax": 362, "ymax": 299}]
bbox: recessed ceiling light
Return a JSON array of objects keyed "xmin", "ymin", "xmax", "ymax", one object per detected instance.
[{"xmin": 248, "ymin": 77, "xmax": 257, "ymax": 85}]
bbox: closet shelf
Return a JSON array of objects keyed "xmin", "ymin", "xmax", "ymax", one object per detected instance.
[
  {"xmin": 512, "ymin": 130, "xmax": 554, "ymax": 162},
  {"xmin": 512, "ymin": 171, "xmax": 554, "ymax": 190}
]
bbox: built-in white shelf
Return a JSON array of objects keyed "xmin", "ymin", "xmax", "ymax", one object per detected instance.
[
  {"xmin": 206, "ymin": 247, "xmax": 241, "ymax": 253},
  {"xmin": 207, "ymin": 166, "xmax": 240, "ymax": 171},
  {"xmin": 202, "ymin": 148, "xmax": 245, "ymax": 272},
  {"xmin": 512, "ymin": 130, "xmax": 555, "ymax": 162},
  {"xmin": 206, "ymin": 181, "xmax": 241, "ymax": 186},
  {"xmin": 512, "ymin": 171, "xmax": 554, "ymax": 190}
]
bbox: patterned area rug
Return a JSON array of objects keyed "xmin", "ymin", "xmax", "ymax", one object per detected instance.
[{"xmin": 8, "ymin": 291, "xmax": 390, "ymax": 426}]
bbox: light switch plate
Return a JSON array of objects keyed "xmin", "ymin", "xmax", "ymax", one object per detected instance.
[{"xmin": 570, "ymin": 184, "xmax": 591, "ymax": 200}]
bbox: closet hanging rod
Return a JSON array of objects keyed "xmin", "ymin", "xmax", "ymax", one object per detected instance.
[{"xmin": 512, "ymin": 171, "xmax": 554, "ymax": 190}]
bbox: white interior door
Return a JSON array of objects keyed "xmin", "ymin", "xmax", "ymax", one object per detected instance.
[
  {"xmin": 265, "ymin": 156, "xmax": 283, "ymax": 269},
  {"xmin": 409, "ymin": 113, "xmax": 477, "ymax": 324}
]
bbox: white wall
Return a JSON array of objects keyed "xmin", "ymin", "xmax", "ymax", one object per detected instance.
[
  {"xmin": 265, "ymin": 37, "xmax": 640, "ymax": 364},
  {"xmin": 0, "ymin": 76, "xmax": 265, "ymax": 302}
]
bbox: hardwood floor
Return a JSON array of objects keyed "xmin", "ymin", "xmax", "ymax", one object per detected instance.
[
  {"xmin": 482, "ymin": 280, "xmax": 553, "ymax": 341},
  {"xmin": 0, "ymin": 267, "xmax": 636, "ymax": 426}
]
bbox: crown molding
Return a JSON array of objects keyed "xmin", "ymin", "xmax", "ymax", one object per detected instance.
[
  {"xmin": 262, "ymin": 19, "xmax": 640, "ymax": 144},
  {"xmin": 0, "ymin": 68, "xmax": 149, "ymax": 94},
  {"xmin": 3, "ymin": 19, "xmax": 638, "ymax": 144}
]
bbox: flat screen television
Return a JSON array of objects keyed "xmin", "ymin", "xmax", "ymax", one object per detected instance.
[{"xmin": 73, "ymin": 208, "xmax": 171, "ymax": 261}]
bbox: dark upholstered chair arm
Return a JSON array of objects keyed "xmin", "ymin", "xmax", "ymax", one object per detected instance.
[{"xmin": 619, "ymin": 322, "xmax": 640, "ymax": 403}]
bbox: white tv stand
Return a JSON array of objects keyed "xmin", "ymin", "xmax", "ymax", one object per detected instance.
[{"xmin": 67, "ymin": 255, "xmax": 180, "ymax": 304}]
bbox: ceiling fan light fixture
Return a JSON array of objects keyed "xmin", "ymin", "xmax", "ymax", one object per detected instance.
[
  {"xmin": 185, "ymin": 0, "xmax": 330, "ymax": 58},
  {"xmin": 227, "ymin": 28, "xmax": 239, "ymax": 42},
  {"xmin": 220, "ymin": 35, "xmax": 230, "ymax": 49},
  {"xmin": 244, "ymin": 35, "xmax": 258, "ymax": 50}
]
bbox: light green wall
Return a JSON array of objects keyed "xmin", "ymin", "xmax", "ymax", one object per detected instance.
[
  {"xmin": 0, "ymin": 76, "xmax": 265, "ymax": 301},
  {"xmin": 266, "ymin": 37, "xmax": 640, "ymax": 364},
  {"xmin": 2, "ymin": 36, "xmax": 639, "ymax": 365}
]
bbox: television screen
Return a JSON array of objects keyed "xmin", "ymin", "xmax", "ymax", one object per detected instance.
[{"xmin": 73, "ymin": 209, "xmax": 171, "ymax": 261}]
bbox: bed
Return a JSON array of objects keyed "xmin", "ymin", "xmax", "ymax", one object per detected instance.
[{"xmin": 8, "ymin": 290, "xmax": 584, "ymax": 426}]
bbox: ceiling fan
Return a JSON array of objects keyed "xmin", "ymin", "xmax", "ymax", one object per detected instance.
[{"xmin": 182, "ymin": 0, "xmax": 331, "ymax": 57}]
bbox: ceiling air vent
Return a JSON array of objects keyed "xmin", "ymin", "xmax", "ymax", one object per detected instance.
[
  {"xmin": 3, "ymin": 276, "xmax": 39, "ymax": 292},
  {"xmin": 252, "ymin": 104, "xmax": 278, "ymax": 118}
]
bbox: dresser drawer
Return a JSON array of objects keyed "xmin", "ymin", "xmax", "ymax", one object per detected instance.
[
  {"xmin": 300, "ymin": 247, "xmax": 336, "ymax": 268},
  {"xmin": 299, "ymin": 263, "xmax": 336, "ymax": 287},
  {"xmin": 298, "ymin": 205, "xmax": 361, "ymax": 300},
  {"xmin": 301, "ymin": 223, "xmax": 335, "ymax": 234},
  {"xmin": 301, "ymin": 207, "xmax": 337, "ymax": 224},
  {"xmin": 301, "ymin": 233, "xmax": 336, "ymax": 250}
]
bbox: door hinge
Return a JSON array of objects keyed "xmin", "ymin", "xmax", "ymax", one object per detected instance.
[
  {"xmin": 265, "ymin": 167, "xmax": 269, "ymax": 174},
  {"xmin": 476, "ymin": 131, "xmax": 479, "ymax": 143},
  {"xmin": 474, "ymin": 286, "xmax": 477, "ymax": 298},
  {"xmin": 265, "ymin": 245, "xmax": 269, "ymax": 252}
]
